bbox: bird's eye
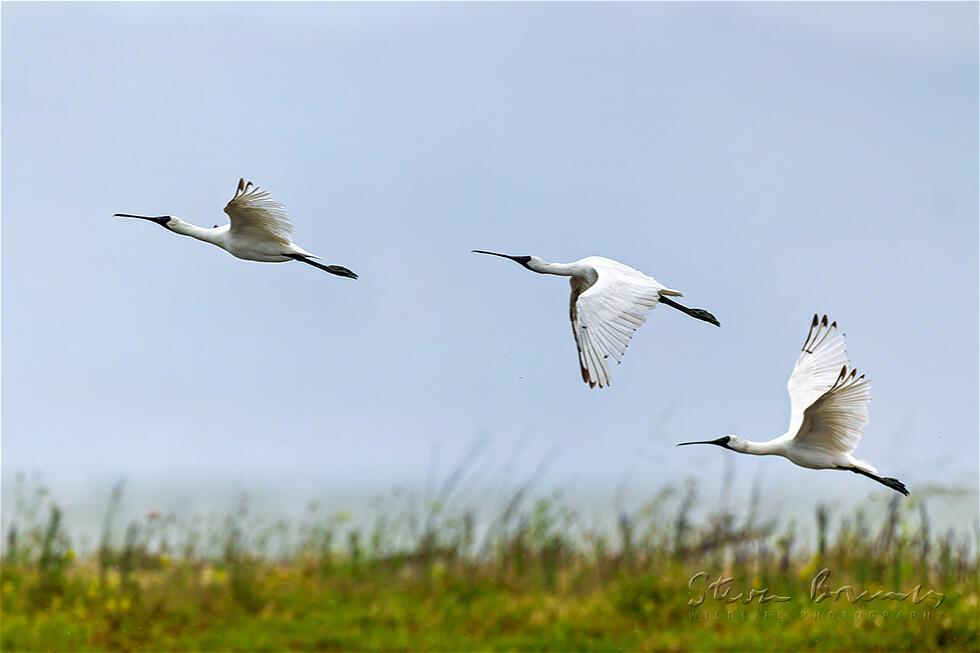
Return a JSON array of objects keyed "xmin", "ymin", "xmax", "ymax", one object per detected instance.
[{"xmin": 212, "ymin": 224, "xmax": 219, "ymax": 229}]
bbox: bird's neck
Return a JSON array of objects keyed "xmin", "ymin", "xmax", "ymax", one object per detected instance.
[
  {"xmin": 170, "ymin": 221, "xmax": 224, "ymax": 246},
  {"xmin": 528, "ymin": 259, "xmax": 591, "ymax": 278},
  {"xmin": 730, "ymin": 439, "xmax": 783, "ymax": 456}
]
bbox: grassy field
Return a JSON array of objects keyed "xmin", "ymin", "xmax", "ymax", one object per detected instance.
[{"xmin": 1, "ymin": 475, "xmax": 977, "ymax": 651}]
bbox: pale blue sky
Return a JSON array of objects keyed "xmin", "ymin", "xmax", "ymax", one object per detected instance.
[{"xmin": 2, "ymin": 3, "xmax": 977, "ymax": 532}]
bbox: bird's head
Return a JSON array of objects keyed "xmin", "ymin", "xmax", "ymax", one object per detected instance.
[
  {"xmin": 471, "ymin": 250, "xmax": 536, "ymax": 270},
  {"xmin": 676, "ymin": 435, "xmax": 744, "ymax": 451},
  {"xmin": 114, "ymin": 213, "xmax": 180, "ymax": 231}
]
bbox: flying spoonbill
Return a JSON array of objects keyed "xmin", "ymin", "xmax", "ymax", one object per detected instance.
[
  {"xmin": 472, "ymin": 251, "xmax": 719, "ymax": 388},
  {"xmin": 116, "ymin": 178, "xmax": 357, "ymax": 278},
  {"xmin": 677, "ymin": 315, "xmax": 908, "ymax": 496}
]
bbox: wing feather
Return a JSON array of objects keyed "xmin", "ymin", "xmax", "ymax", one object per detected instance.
[
  {"xmin": 785, "ymin": 314, "xmax": 848, "ymax": 437},
  {"xmin": 223, "ymin": 178, "xmax": 295, "ymax": 243},
  {"xmin": 571, "ymin": 295, "xmax": 605, "ymax": 388},
  {"xmin": 570, "ymin": 263, "xmax": 665, "ymax": 388},
  {"xmin": 792, "ymin": 365, "xmax": 870, "ymax": 457}
]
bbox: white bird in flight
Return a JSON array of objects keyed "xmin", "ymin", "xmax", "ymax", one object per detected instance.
[
  {"xmin": 677, "ymin": 314, "xmax": 908, "ymax": 496},
  {"xmin": 116, "ymin": 178, "xmax": 357, "ymax": 278},
  {"xmin": 472, "ymin": 251, "xmax": 719, "ymax": 388}
]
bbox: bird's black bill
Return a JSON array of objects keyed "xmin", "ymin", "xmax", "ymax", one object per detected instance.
[
  {"xmin": 677, "ymin": 436, "xmax": 731, "ymax": 448},
  {"xmin": 471, "ymin": 250, "xmax": 532, "ymax": 266},
  {"xmin": 115, "ymin": 213, "xmax": 171, "ymax": 228},
  {"xmin": 472, "ymin": 250, "xmax": 518, "ymax": 260}
]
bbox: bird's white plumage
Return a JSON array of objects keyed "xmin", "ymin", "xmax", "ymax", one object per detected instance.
[
  {"xmin": 117, "ymin": 178, "xmax": 358, "ymax": 277},
  {"xmin": 223, "ymin": 179, "xmax": 295, "ymax": 244},
  {"xmin": 569, "ymin": 257, "xmax": 678, "ymax": 388},
  {"xmin": 793, "ymin": 365, "xmax": 871, "ymax": 462},
  {"xmin": 677, "ymin": 314, "xmax": 905, "ymax": 495},
  {"xmin": 767, "ymin": 316, "xmax": 875, "ymax": 464},
  {"xmin": 784, "ymin": 315, "xmax": 849, "ymax": 441},
  {"xmin": 472, "ymin": 250, "xmax": 716, "ymax": 388}
]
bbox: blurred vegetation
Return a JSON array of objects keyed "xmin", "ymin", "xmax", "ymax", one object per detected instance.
[{"xmin": 1, "ymin": 468, "xmax": 977, "ymax": 652}]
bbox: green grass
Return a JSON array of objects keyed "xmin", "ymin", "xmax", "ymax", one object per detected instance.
[{"xmin": 1, "ymin": 476, "xmax": 977, "ymax": 651}]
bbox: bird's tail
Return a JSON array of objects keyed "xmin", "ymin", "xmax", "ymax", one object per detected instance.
[
  {"xmin": 289, "ymin": 254, "xmax": 358, "ymax": 279},
  {"xmin": 658, "ymin": 296, "xmax": 720, "ymax": 327}
]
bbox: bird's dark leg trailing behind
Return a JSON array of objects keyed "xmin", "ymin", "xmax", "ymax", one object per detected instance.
[
  {"xmin": 658, "ymin": 296, "xmax": 720, "ymax": 327},
  {"xmin": 288, "ymin": 254, "xmax": 358, "ymax": 279},
  {"xmin": 838, "ymin": 466, "xmax": 909, "ymax": 496}
]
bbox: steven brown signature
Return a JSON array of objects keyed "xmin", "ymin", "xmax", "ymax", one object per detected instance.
[{"xmin": 689, "ymin": 569, "xmax": 945, "ymax": 608}]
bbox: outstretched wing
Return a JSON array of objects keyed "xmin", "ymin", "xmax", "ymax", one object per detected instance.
[
  {"xmin": 570, "ymin": 263, "xmax": 665, "ymax": 388},
  {"xmin": 785, "ymin": 315, "xmax": 848, "ymax": 438},
  {"xmin": 223, "ymin": 178, "xmax": 295, "ymax": 243},
  {"xmin": 792, "ymin": 365, "xmax": 871, "ymax": 458}
]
